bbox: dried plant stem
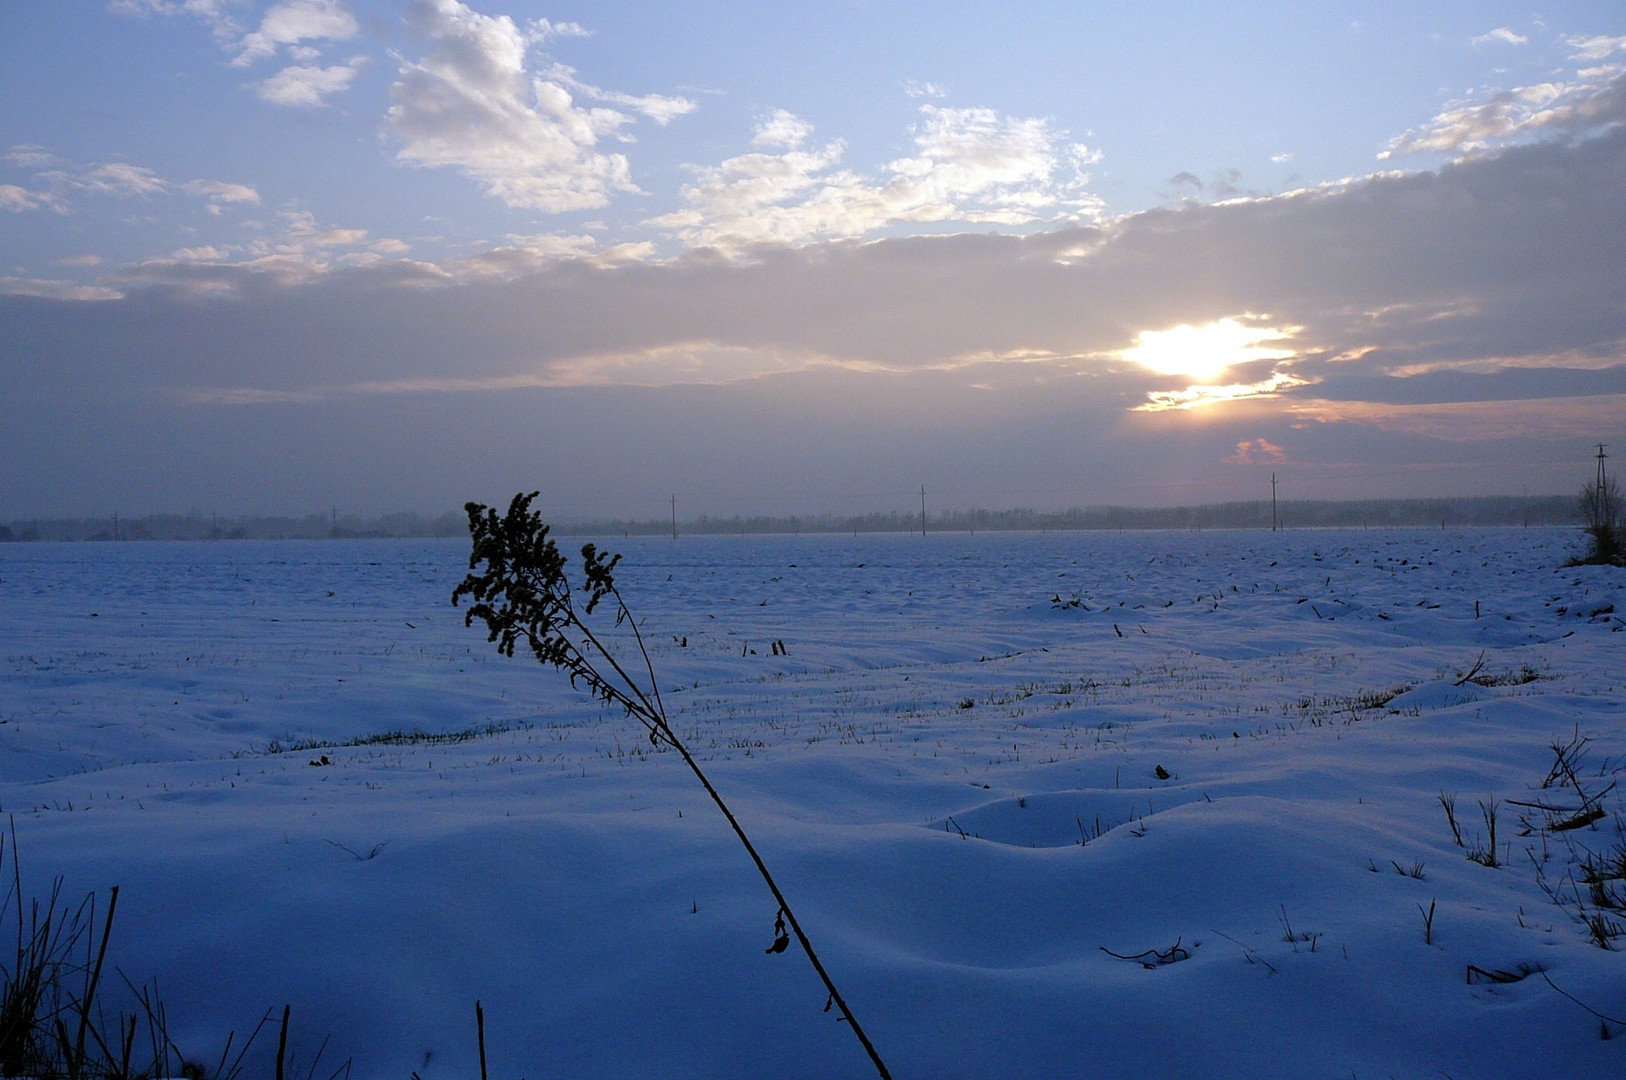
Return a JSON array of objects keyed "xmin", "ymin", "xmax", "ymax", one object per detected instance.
[{"xmin": 455, "ymin": 494, "xmax": 893, "ymax": 1080}]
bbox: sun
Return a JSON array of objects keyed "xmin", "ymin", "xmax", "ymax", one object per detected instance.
[{"xmin": 1119, "ymin": 317, "xmax": 1295, "ymax": 382}]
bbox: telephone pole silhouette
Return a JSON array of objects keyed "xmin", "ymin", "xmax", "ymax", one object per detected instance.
[{"xmin": 1596, "ymin": 444, "xmax": 1613, "ymax": 528}]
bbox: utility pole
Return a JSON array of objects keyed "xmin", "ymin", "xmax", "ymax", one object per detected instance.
[
  {"xmin": 671, "ymin": 494, "xmax": 677, "ymax": 540},
  {"xmin": 919, "ymin": 485, "xmax": 927, "ymax": 537},
  {"xmin": 1597, "ymin": 444, "xmax": 1612, "ymax": 528},
  {"xmin": 1271, "ymin": 473, "xmax": 1278, "ymax": 532}
]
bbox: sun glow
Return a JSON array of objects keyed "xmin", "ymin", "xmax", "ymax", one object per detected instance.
[{"xmin": 1120, "ymin": 317, "xmax": 1295, "ymax": 382}]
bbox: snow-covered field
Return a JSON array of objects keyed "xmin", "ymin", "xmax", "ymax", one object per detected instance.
[{"xmin": 2, "ymin": 527, "xmax": 1624, "ymax": 1079}]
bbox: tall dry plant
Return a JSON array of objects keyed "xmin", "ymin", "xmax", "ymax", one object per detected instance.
[{"xmin": 452, "ymin": 493, "xmax": 892, "ymax": 1079}]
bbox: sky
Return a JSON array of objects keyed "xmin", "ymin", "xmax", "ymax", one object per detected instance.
[{"xmin": 3, "ymin": 1, "xmax": 1625, "ymax": 521}]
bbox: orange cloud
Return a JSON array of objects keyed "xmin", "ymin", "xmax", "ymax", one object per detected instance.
[{"xmin": 1227, "ymin": 437, "xmax": 1287, "ymax": 465}]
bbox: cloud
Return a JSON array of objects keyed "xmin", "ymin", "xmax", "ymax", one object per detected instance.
[
  {"xmin": 0, "ymin": 276, "xmax": 123, "ymax": 301},
  {"xmin": 526, "ymin": 18, "xmax": 590, "ymax": 43},
  {"xmin": 1285, "ymin": 394, "xmax": 1626, "ymax": 442},
  {"xmin": 25, "ymin": 121, "xmax": 1623, "ymax": 386},
  {"xmin": 6, "ymin": 119, "xmax": 1624, "ymax": 515},
  {"xmin": 182, "ymin": 179, "xmax": 261, "ymax": 205},
  {"xmin": 113, "ymin": 0, "xmax": 363, "ymax": 106},
  {"xmin": 1118, "ymin": 317, "xmax": 1296, "ymax": 380},
  {"xmin": 5, "ymin": 144, "xmax": 62, "ymax": 168},
  {"xmin": 107, "ymin": 0, "xmax": 242, "ymax": 39},
  {"xmin": 752, "ymin": 109, "xmax": 816, "ymax": 150},
  {"xmin": 232, "ymin": 0, "xmax": 359, "ymax": 67},
  {"xmin": 543, "ymin": 63, "xmax": 696, "ymax": 126},
  {"xmin": 1206, "ymin": 167, "xmax": 1247, "ymax": 200},
  {"xmin": 255, "ymin": 58, "xmax": 366, "ymax": 106},
  {"xmin": 386, "ymin": 0, "xmax": 688, "ymax": 212},
  {"xmin": 1470, "ymin": 27, "xmax": 1528, "ymax": 47},
  {"xmin": 0, "ymin": 184, "xmax": 62, "ymax": 213},
  {"xmin": 171, "ymin": 245, "xmax": 231, "ymax": 261},
  {"xmin": 1140, "ymin": 371, "xmax": 1309, "ymax": 413},
  {"xmin": 69, "ymin": 163, "xmax": 169, "ymax": 197},
  {"xmin": 107, "ymin": 252, "xmax": 331, "ymax": 295},
  {"xmin": 647, "ymin": 105, "xmax": 1104, "ymax": 250},
  {"xmin": 1381, "ymin": 69, "xmax": 1626, "ymax": 159},
  {"xmin": 84, "ymin": 208, "xmax": 393, "ymax": 297},
  {"xmin": 10, "ymin": 152, "xmax": 259, "ymax": 216},
  {"xmin": 177, "ymin": 387, "xmax": 323, "ymax": 405},
  {"xmin": 903, "ymin": 80, "xmax": 949, "ymax": 99},
  {"xmin": 1565, "ymin": 35, "xmax": 1626, "ymax": 62},
  {"xmin": 1226, "ymin": 438, "xmax": 1287, "ymax": 465}
]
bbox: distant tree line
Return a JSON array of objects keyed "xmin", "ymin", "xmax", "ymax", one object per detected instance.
[
  {"xmin": 0, "ymin": 495, "xmax": 1582, "ymax": 544},
  {"xmin": 0, "ymin": 510, "xmax": 467, "ymax": 543},
  {"xmin": 576, "ymin": 494, "xmax": 1577, "ymax": 537}
]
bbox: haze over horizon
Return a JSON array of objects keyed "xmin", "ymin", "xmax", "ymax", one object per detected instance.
[{"xmin": 4, "ymin": 2, "xmax": 1624, "ymax": 520}]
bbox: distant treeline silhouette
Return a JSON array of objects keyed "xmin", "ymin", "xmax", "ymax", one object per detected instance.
[
  {"xmin": 0, "ymin": 510, "xmax": 467, "ymax": 543},
  {"xmin": 0, "ymin": 495, "xmax": 1579, "ymax": 543},
  {"xmin": 588, "ymin": 495, "xmax": 1576, "ymax": 536}
]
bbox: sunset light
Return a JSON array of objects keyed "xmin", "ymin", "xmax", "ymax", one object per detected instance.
[{"xmin": 1119, "ymin": 318, "xmax": 1297, "ymax": 383}]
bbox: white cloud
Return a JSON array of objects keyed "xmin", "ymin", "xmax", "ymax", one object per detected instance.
[
  {"xmin": 255, "ymin": 59, "xmax": 364, "ymax": 106},
  {"xmin": 751, "ymin": 109, "xmax": 815, "ymax": 149},
  {"xmin": 387, "ymin": 0, "xmax": 654, "ymax": 212},
  {"xmin": 648, "ymin": 105, "xmax": 1105, "ymax": 250},
  {"xmin": 232, "ymin": 0, "xmax": 358, "ymax": 67},
  {"xmin": 280, "ymin": 209, "xmax": 368, "ymax": 247},
  {"xmin": 0, "ymin": 276, "xmax": 123, "ymax": 301},
  {"xmin": 1470, "ymin": 27, "xmax": 1528, "ymax": 47},
  {"xmin": 499, "ymin": 232, "xmax": 601, "ymax": 258},
  {"xmin": 5, "ymin": 144, "xmax": 62, "ymax": 168},
  {"xmin": 7, "ymin": 155, "xmax": 254, "ymax": 215},
  {"xmin": 107, "ymin": 0, "xmax": 242, "ymax": 38},
  {"xmin": 182, "ymin": 179, "xmax": 261, "ymax": 204},
  {"xmin": 171, "ymin": 245, "xmax": 231, "ymax": 260},
  {"xmin": 0, "ymin": 184, "xmax": 57, "ymax": 213},
  {"xmin": 1137, "ymin": 371, "xmax": 1309, "ymax": 412},
  {"xmin": 544, "ymin": 63, "xmax": 695, "ymax": 127},
  {"xmin": 1381, "ymin": 70, "xmax": 1626, "ymax": 158},
  {"xmin": 903, "ymin": 80, "xmax": 949, "ymax": 99},
  {"xmin": 70, "ymin": 163, "xmax": 169, "ymax": 197},
  {"xmin": 526, "ymin": 18, "xmax": 590, "ymax": 43},
  {"xmin": 177, "ymin": 387, "xmax": 322, "ymax": 405},
  {"xmin": 114, "ymin": 0, "xmax": 362, "ymax": 107},
  {"xmin": 111, "ymin": 252, "xmax": 330, "ymax": 294},
  {"xmin": 1566, "ymin": 35, "xmax": 1626, "ymax": 62}
]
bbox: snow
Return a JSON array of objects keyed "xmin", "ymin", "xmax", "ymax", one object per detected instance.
[{"xmin": 2, "ymin": 527, "xmax": 1624, "ymax": 1079}]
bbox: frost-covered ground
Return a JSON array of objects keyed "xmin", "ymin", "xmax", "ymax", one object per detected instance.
[{"xmin": 2, "ymin": 528, "xmax": 1624, "ymax": 1080}]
